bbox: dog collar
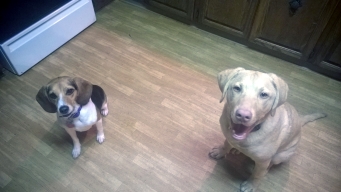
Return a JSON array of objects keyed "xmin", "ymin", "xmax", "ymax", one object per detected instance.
[
  {"xmin": 70, "ymin": 106, "xmax": 82, "ymax": 119},
  {"xmin": 59, "ymin": 106, "xmax": 82, "ymax": 118},
  {"xmin": 65, "ymin": 106, "xmax": 82, "ymax": 128}
]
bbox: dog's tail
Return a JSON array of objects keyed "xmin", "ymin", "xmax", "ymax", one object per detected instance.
[{"xmin": 302, "ymin": 112, "xmax": 327, "ymax": 126}]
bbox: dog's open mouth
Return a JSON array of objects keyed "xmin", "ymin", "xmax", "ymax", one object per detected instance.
[{"xmin": 231, "ymin": 123, "xmax": 255, "ymax": 140}]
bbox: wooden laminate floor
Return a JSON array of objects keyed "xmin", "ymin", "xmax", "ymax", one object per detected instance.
[{"xmin": 0, "ymin": 1, "xmax": 340, "ymax": 191}]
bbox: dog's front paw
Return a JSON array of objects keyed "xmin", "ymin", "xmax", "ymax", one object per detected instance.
[
  {"xmin": 240, "ymin": 180, "xmax": 257, "ymax": 192},
  {"xmin": 209, "ymin": 146, "xmax": 226, "ymax": 160},
  {"xmin": 97, "ymin": 134, "xmax": 105, "ymax": 143},
  {"xmin": 72, "ymin": 146, "xmax": 81, "ymax": 158}
]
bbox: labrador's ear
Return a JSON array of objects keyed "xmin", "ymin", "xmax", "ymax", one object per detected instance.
[
  {"xmin": 268, "ymin": 73, "xmax": 288, "ymax": 116},
  {"xmin": 36, "ymin": 86, "xmax": 57, "ymax": 113},
  {"xmin": 217, "ymin": 67, "xmax": 244, "ymax": 103},
  {"xmin": 73, "ymin": 77, "xmax": 93, "ymax": 106}
]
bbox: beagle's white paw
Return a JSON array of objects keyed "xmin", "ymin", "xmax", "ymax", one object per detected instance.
[
  {"xmin": 240, "ymin": 180, "xmax": 257, "ymax": 192},
  {"xmin": 97, "ymin": 134, "xmax": 105, "ymax": 143},
  {"xmin": 72, "ymin": 146, "xmax": 81, "ymax": 158},
  {"xmin": 101, "ymin": 103, "xmax": 109, "ymax": 116}
]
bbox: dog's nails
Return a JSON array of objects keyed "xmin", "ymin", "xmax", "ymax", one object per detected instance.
[
  {"xmin": 97, "ymin": 134, "xmax": 105, "ymax": 143},
  {"xmin": 72, "ymin": 147, "xmax": 81, "ymax": 158}
]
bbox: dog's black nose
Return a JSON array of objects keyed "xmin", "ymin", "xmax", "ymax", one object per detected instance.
[
  {"xmin": 236, "ymin": 109, "xmax": 252, "ymax": 122},
  {"xmin": 59, "ymin": 106, "xmax": 69, "ymax": 114}
]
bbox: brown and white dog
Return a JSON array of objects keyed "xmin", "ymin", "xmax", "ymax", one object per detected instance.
[{"xmin": 36, "ymin": 76, "xmax": 108, "ymax": 158}]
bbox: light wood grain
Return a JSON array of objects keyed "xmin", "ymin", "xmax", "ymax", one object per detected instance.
[{"xmin": 0, "ymin": 0, "xmax": 340, "ymax": 191}]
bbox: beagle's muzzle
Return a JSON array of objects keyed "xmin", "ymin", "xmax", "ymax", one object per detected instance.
[{"xmin": 36, "ymin": 76, "xmax": 108, "ymax": 158}]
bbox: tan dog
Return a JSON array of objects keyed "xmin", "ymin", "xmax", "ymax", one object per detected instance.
[
  {"xmin": 209, "ymin": 68, "xmax": 326, "ymax": 192},
  {"xmin": 36, "ymin": 76, "xmax": 108, "ymax": 158}
]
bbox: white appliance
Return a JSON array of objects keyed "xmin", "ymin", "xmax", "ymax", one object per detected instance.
[{"xmin": 0, "ymin": 0, "xmax": 96, "ymax": 75}]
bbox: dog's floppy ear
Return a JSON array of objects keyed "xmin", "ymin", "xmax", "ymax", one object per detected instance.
[
  {"xmin": 217, "ymin": 67, "xmax": 244, "ymax": 103},
  {"xmin": 73, "ymin": 77, "xmax": 93, "ymax": 106},
  {"xmin": 268, "ymin": 73, "xmax": 288, "ymax": 116},
  {"xmin": 36, "ymin": 86, "xmax": 57, "ymax": 113}
]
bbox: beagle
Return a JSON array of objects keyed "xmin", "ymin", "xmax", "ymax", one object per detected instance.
[{"xmin": 36, "ymin": 76, "xmax": 108, "ymax": 158}]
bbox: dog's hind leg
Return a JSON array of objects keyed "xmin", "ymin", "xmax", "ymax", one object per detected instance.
[
  {"xmin": 271, "ymin": 147, "xmax": 296, "ymax": 166},
  {"xmin": 101, "ymin": 102, "xmax": 109, "ymax": 116},
  {"xmin": 91, "ymin": 85, "xmax": 109, "ymax": 116}
]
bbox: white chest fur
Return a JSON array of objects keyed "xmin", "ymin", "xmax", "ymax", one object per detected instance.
[{"xmin": 58, "ymin": 98, "xmax": 98, "ymax": 132}]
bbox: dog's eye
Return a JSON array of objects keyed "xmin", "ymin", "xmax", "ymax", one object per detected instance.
[
  {"xmin": 49, "ymin": 93, "xmax": 57, "ymax": 99},
  {"xmin": 233, "ymin": 86, "xmax": 241, "ymax": 92},
  {"xmin": 66, "ymin": 89, "xmax": 75, "ymax": 95},
  {"xmin": 260, "ymin": 92, "xmax": 269, "ymax": 98}
]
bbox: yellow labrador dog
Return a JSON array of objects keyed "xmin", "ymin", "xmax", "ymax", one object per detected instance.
[{"xmin": 209, "ymin": 68, "xmax": 326, "ymax": 192}]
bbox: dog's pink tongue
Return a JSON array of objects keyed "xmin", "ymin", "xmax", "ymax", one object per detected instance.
[{"xmin": 232, "ymin": 124, "xmax": 249, "ymax": 140}]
